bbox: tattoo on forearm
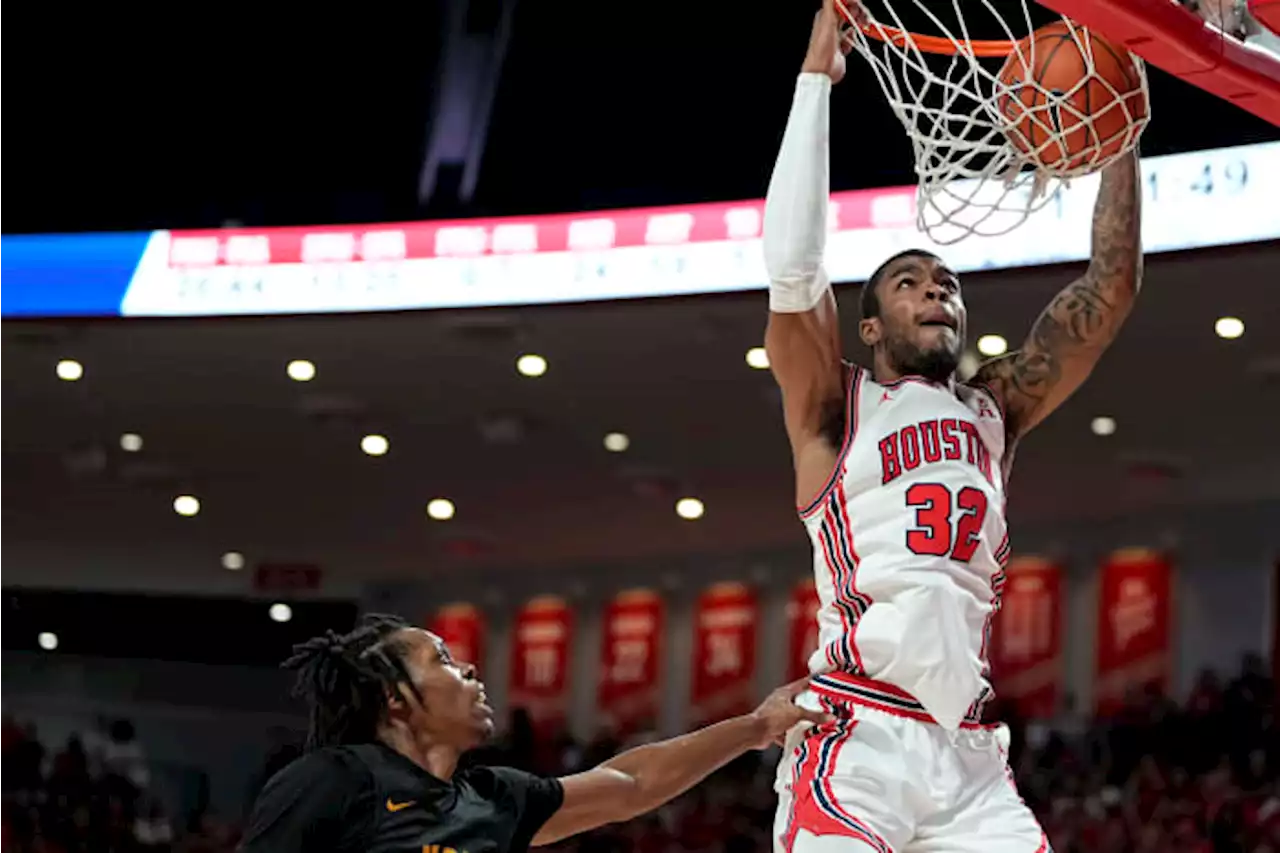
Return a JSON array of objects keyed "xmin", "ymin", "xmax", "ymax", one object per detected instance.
[
  {"xmin": 1006, "ymin": 275, "xmax": 1116, "ymax": 401},
  {"xmin": 1002, "ymin": 154, "xmax": 1143, "ymax": 409}
]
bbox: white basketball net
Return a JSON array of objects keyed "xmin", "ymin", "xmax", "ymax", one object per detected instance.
[{"xmin": 838, "ymin": 0, "xmax": 1150, "ymax": 244}]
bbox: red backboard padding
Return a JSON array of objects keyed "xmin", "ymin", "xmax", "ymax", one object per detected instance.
[
  {"xmin": 1250, "ymin": 0, "xmax": 1280, "ymax": 37},
  {"xmin": 1039, "ymin": 0, "xmax": 1280, "ymax": 126}
]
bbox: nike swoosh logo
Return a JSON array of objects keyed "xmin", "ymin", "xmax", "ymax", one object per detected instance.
[{"xmin": 386, "ymin": 799, "xmax": 414, "ymax": 812}]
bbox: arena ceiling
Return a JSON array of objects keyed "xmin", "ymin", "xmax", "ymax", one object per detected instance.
[{"xmin": 4, "ymin": 242, "xmax": 1279, "ymax": 594}]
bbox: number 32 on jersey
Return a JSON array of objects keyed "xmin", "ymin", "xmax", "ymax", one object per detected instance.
[{"xmin": 905, "ymin": 483, "xmax": 988, "ymax": 562}]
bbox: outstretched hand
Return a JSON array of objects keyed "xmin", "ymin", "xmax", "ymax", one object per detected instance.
[
  {"xmin": 801, "ymin": 0, "xmax": 862, "ymax": 83},
  {"xmin": 747, "ymin": 678, "xmax": 835, "ymax": 750}
]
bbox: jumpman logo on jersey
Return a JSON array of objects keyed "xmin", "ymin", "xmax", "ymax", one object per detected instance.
[
  {"xmin": 880, "ymin": 391, "xmax": 893, "ymax": 404},
  {"xmin": 976, "ymin": 397, "xmax": 997, "ymax": 419}
]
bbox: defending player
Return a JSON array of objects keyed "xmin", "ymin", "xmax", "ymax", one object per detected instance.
[
  {"xmin": 240, "ymin": 614, "xmax": 830, "ymax": 853},
  {"xmin": 763, "ymin": 2, "xmax": 1142, "ymax": 850}
]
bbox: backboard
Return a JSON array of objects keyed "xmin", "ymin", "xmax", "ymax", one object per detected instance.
[{"xmin": 1039, "ymin": 0, "xmax": 1280, "ymax": 125}]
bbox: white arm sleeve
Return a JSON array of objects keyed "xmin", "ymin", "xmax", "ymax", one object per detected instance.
[{"xmin": 764, "ymin": 73, "xmax": 832, "ymax": 314}]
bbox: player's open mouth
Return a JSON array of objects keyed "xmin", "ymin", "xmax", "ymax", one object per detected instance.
[{"xmin": 919, "ymin": 308, "xmax": 958, "ymax": 330}]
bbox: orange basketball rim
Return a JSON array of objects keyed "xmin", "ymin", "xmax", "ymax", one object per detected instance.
[{"xmin": 836, "ymin": 0, "xmax": 1020, "ymax": 57}]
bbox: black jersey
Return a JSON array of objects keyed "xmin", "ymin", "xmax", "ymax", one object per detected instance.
[{"xmin": 240, "ymin": 743, "xmax": 564, "ymax": 853}]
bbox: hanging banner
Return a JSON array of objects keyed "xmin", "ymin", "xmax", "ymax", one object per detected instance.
[
  {"xmin": 509, "ymin": 596, "xmax": 574, "ymax": 732},
  {"xmin": 787, "ymin": 579, "xmax": 822, "ymax": 682},
  {"xmin": 1095, "ymin": 549, "xmax": 1173, "ymax": 716},
  {"xmin": 597, "ymin": 589, "xmax": 664, "ymax": 734},
  {"xmin": 988, "ymin": 557, "xmax": 1063, "ymax": 718},
  {"xmin": 428, "ymin": 603, "xmax": 485, "ymax": 672},
  {"xmin": 690, "ymin": 582, "xmax": 759, "ymax": 725}
]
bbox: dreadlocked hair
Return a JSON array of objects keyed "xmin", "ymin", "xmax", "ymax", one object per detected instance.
[{"xmin": 283, "ymin": 613, "xmax": 423, "ymax": 750}]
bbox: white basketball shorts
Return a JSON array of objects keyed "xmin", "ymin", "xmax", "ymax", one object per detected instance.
[{"xmin": 773, "ymin": 672, "xmax": 1050, "ymax": 853}]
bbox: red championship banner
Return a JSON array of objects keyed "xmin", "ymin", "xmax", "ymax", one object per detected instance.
[
  {"xmin": 1094, "ymin": 549, "xmax": 1173, "ymax": 716},
  {"xmin": 787, "ymin": 579, "xmax": 822, "ymax": 682},
  {"xmin": 509, "ymin": 596, "xmax": 573, "ymax": 732},
  {"xmin": 597, "ymin": 589, "xmax": 664, "ymax": 734},
  {"xmin": 988, "ymin": 557, "xmax": 1063, "ymax": 718},
  {"xmin": 690, "ymin": 582, "xmax": 759, "ymax": 725},
  {"xmin": 428, "ymin": 603, "xmax": 485, "ymax": 671}
]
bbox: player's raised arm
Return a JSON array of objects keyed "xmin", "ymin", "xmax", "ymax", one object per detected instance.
[
  {"xmin": 764, "ymin": 0, "xmax": 853, "ymax": 489},
  {"xmin": 975, "ymin": 150, "xmax": 1143, "ymax": 439}
]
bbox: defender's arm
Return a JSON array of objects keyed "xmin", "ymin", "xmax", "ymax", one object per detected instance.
[
  {"xmin": 532, "ymin": 680, "xmax": 829, "ymax": 845},
  {"xmin": 976, "ymin": 150, "xmax": 1143, "ymax": 438}
]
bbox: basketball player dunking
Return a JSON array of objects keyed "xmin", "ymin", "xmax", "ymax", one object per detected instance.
[{"xmin": 765, "ymin": 2, "xmax": 1141, "ymax": 851}]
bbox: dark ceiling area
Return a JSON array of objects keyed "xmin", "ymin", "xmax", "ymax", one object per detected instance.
[{"xmin": 4, "ymin": 0, "xmax": 1278, "ymax": 235}]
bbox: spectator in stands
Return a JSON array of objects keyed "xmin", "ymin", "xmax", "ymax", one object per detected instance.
[
  {"xmin": 134, "ymin": 799, "xmax": 175, "ymax": 852},
  {"xmin": 102, "ymin": 720, "xmax": 150, "ymax": 792},
  {"xmin": 47, "ymin": 736, "xmax": 94, "ymax": 819}
]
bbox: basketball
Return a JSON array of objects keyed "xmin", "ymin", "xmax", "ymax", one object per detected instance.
[{"xmin": 995, "ymin": 20, "xmax": 1147, "ymax": 172}]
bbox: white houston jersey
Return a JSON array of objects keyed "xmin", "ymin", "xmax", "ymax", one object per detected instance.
[{"xmin": 800, "ymin": 364, "xmax": 1011, "ymax": 730}]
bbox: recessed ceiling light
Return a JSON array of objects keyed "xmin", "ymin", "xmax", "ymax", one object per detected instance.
[
  {"xmin": 361, "ymin": 434, "xmax": 389, "ymax": 456},
  {"xmin": 427, "ymin": 498, "xmax": 456, "ymax": 521},
  {"xmin": 38, "ymin": 632, "xmax": 59, "ymax": 651},
  {"xmin": 1091, "ymin": 416, "xmax": 1117, "ymax": 436},
  {"xmin": 287, "ymin": 359, "xmax": 317, "ymax": 381},
  {"xmin": 269, "ymin": 603, "xmax": 293, "ymax": 623},
  {"xmin": 56, "ymin": 359, "xmax": 84, "ymax": 381},
  {"xmin": 977, "ymin": 334, "xmax": 1008, "ymax": 357},
  {"xmin": 516, "ymin": 354, "xmax": 548, "ymax": 377},
  {"xmin": 1215, "ymin": 317, "xmax": 1244, "ymax": 339},
  {"xmin": 745, "ymin": 347, "xmax": 770, "ymax": 370},
  {"xmin": 173, "ymin": 495, "xmax": 201, "ymax": 517},
  {"xmin": 676, "ymin": 497, "xmax": 705, "ymax": 520},
  {"xmin": 221, "ymin": 551, "xmax": 246, "ymax": 571},
  {"xmin": 120, "ymin": 433, "xmax": 144, "ymax": 453},
  {"xmin": 603, "ymin": 432, "xmax": 630, "ymax": 452}
]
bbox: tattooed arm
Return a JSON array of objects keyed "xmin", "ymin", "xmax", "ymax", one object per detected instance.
[{"xmin": 975, "ymin": 151, "xmax": 1143, "ymax": 440}]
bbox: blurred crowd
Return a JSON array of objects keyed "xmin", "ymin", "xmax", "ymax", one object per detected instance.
[
  {"xmin": 4, "ymin": 654, "xmax": 1278, "ymax": 853},
  {"xmin": 1010, "ymin": 653, "xmax": 1279, "ymax": 853},
  {"xmin": 1, "ymin": 717, "xmax": 234, "ymax": 853}
]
